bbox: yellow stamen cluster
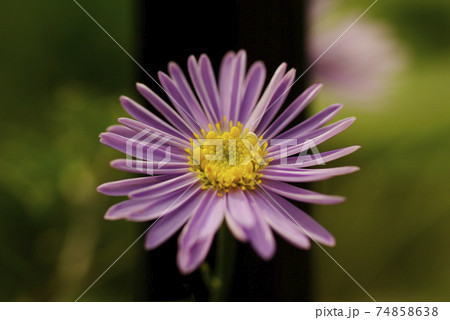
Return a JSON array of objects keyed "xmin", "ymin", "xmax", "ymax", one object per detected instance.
[{"xmin": 186, "ymin": 117, "xmax": 272, "ymax": 196}]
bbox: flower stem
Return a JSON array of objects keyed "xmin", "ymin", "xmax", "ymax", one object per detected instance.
[{"xmin": 210, "ymin": 223, "xmax": 236, "ymax": 301}]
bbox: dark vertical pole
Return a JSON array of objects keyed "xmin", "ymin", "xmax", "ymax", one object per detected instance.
[
  {"xmin": 134, "ymin": 0, "xmax": 239, "ymax": 302},
  {"xmin": 137, "ymin": 0, "xmax": 310, "ymax": 301},
  {"xmin": 231, "ymin": 0, "xmax": 311, "ymax": 302}
]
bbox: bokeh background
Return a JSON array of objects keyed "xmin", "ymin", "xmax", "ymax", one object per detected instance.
[{"xmin": 1, "ymin": 0, "xmax": 449, "ymax": 301}]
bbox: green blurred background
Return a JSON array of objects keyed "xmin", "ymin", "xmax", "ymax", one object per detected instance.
[{"xmin": 1, "ymin": 0, "xmax": 450, "ymax": 301}]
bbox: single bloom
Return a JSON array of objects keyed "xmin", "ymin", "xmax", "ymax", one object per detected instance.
[{"xmin": 97, "ymin": 50, "xmax": 359, "ymax": 274}]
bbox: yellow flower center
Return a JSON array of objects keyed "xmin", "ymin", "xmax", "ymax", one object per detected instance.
[{"xmin": 186, "ymin": 117, "xmax": 271, "ymax": 196}]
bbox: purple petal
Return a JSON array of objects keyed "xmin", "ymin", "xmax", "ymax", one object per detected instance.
[
  {"xmin": 187, "ymin": 56, "xmax": 219, "ymax": 124},
  {"xmin": 111, "ymin": 159, "xmax": 188, "ymax": 169},
  {"xmin": 168, "ymin": 62, "xmax": 210, "ymax": 129},
  {"xmin": 128, "ymin": 172, "xmax": 197, "ymax": 199},
  {"xmin": 158, "ymin": 71, "xmax": 202, "ymax": 133},
  {"xmin": 270, "ymin": 146, "xmax": 361, "ymax": 167},
  {"xmin": 145, "ymin": 191, "xmax": 210, "ymax": 250},
  {"xmin": 127, "ymin": 182, "xmax": 202, "ymax": 222},
  {"xmin": 254, "ymin": 68, "xmax": 296, "ymax": 134},
  {"xmin": 106, "ymin": 124, "xmax": 137, "ymax": 138},
  {"xmin": 105, "ymin": 183, "xmax": 200, "ymax": 221},
  {"xmin": 275, "ymin": 104, "xmax": 342, "ymax": 139},
  {"xmin": 224, "ymin": 211, "xmax": 248, "ymax": 242},
  {"xmin": 109, "ymin": 159, "xmax": 190, "ymax": 175},
  {"xmin": 261, "ymin": 166, "xmax": 360, "ymax": 182},
  {"xmin": 228, "ymin": 50, "xmax": 247, "ymax": 124},
  {"xmin": 253, "ymin": 190, "xmax": 311, "ymax": 249},
  {"xmin": 244, "ymin": 193, "xmax": 276, "ymax": 260},
  {"xmin": 97, "ymin": 175, "xmax": 176, "ymax": 196},
  {"xmin": 177, "ymin": 235, "xmax": 214, "ymax": 275},
  {"xmin": 226, "ymin": 189, "xmax": 255, "ymax": 228},
  {"xmin": 238, "ymin": 61, "xmax": 266, "ymax": 125},
  {"xmin": 99, "ymin": 132, "xmax": 186, "ymax": 162},
  {"xmin": 117, "ymin": 117, "xmax": 189, "ymax": 149},
  {"xmin": 245, "ymin": 63, "xmax": 287, "ymax": 130},
  {"xmin": 218, "ymin": 51, "xmax": 235, "ymax": 120},
  {"xmin": 119, "ymin": 96, "xmax": 185, "ymax": 140},
  {"xmin": 179, "ymin": 190, "xmax": 225, "ymax": 249},
  {"xmin": 262, "ymin": 179, "xmax": 345, "ymax": 205},
  {"xmin": 261, "ymin": 190, "xmax": 336, "ymax": 246},
  {"xmin": 105, "ymin": 198, "xmax": 153, "ymax": 220},
  {"xmin": 197, "ymin": 194, "xmax": 226, "ymax": 241},
  {"xmin": 136, "ymin": 83, "xmax": 193, "ymax": 136},
  {"xmin": 262, "ymin": 84, "xmax": 323, "ymax": 140},
  {"xmin": 267, "ymin": 117, "xmax": 356, "ymax": 159},
  {"xmin": 198, "ymin": 54, "xmax": 222, "ymax": 122}
]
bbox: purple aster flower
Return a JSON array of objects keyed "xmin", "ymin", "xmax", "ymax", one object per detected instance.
[{"xmin": 97, "ymin": 50, "xmax": 359, "ymax": 274}]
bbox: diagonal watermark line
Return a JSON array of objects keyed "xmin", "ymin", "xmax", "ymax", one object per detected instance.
[
  {"xmin": 74, "ymin": 180, "xmax": 199, "ymax": 302},
  {"xmin": 254, "ymin": 179, "xmax": 376, "ymax": 302},
  {"xmin": 250, "ymin": 0, "xmax": 379, "ymax": 129},
  {"xmin": 72, "ymin": 0, "xmax": 201, "ymax": 128}
]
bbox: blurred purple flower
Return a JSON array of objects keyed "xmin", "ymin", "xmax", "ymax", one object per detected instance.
[
  {"xmin": 97, "ymin": 51, "xmax": 359, "ymax": 274},
  {"xmin": 308, "ymin": 1, "xmax": 406, "ymax": 103}
]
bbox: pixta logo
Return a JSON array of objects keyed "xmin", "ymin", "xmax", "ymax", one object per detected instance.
[{"xmin": 126, "ymin": 129, "xmax": 172, "ymax": 175}]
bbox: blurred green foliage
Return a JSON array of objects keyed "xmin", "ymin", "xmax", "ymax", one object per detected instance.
[
  {"xmin": 312, "ymin": 0, "xmax": 450, "ymax": 301},
  {"xmin": 0, "ymin": 1, "xmax": 141, "ymax": 301},
  {"xmin": 1, "ymin": 0, "xmax": 450, "ymax": 301}
]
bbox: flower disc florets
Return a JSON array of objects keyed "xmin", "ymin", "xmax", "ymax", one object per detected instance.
[{"xmin": 187, "ymin": 116, "xmax": 271, "ymax": 196}]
